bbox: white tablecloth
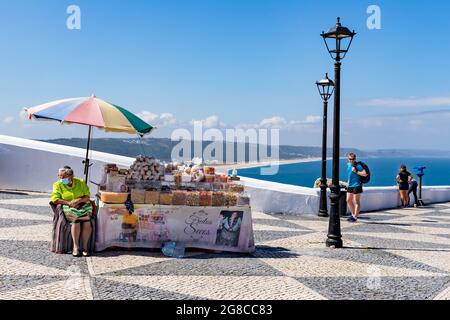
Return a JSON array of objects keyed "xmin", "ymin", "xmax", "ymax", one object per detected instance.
[{"xmin": 95, "ymin": 200, "xmax": 255, "ymax": 253}]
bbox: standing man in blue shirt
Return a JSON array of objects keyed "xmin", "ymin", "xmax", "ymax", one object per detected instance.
[{"xmin": 346, "ymin": 153, "xmax": 367, "ymax": 223}]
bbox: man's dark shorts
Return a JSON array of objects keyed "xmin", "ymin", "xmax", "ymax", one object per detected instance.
[{"xmin": 347, "ymin": 186, "xmax": 363, "ymax": 194}]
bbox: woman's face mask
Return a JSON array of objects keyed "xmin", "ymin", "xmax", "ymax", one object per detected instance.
[{"xmin": 60, "ymin": 178, "xmax": 70, "ymax": 185}]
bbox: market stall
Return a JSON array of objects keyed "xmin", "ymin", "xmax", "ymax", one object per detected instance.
[{"xmin": 94, "ymin": 157, "xmax": 255, "ymax": 254}]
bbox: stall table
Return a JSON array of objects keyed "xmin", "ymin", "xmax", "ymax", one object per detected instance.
[{"xmin": 95, "ymin": 199, "xmax": 255, "ymax": 253}]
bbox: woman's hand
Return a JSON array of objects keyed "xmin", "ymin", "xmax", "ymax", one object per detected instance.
[
  {"xmin": 69, "ymin": 199, "xmax": 80, "ymax": 208},
  {"xmin": 54, "ymin": 199, "xmax": 71, "ymax": 207},
  {"xmin": 70, "ymin": 196, "xmax": 90, "ymax": 208}
]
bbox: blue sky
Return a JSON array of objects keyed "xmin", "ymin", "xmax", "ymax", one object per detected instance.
[{"xmin": 1, "ymin": 0, "xmax": 450, "ymax": 149}]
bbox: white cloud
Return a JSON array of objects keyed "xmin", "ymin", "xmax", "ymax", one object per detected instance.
[
  {"xmin": 289, "ymin": 115, "xmax": 322, "ymax": 126},
  {"xmin": 235, "ymin": 122, "xmax": 258, "ymax": 130},
  {"xmin": 159, "ymin": 113, "xmax": 177, "ymax": 126},
  {"xmin": 339, "ymin": 110, "xmax": 450, "ymax": 149},
  {"xmin": 304, "ymin": 115, "xmax": 321, "ymax": 123},
  {"xmin": 137, "ymin": 111, "xmax": 178, "ymax": 127},
  {"xmin": 3, "ymin": 116, "xmax": 14, "ymax": 124},
  {"xmin": 137, "ymin": 111, "xmax": 159, "ymax": 123},
  {"xmin": 259, "ymin": 116, "xmax": 287, "ymax": 128},
  {"xmin": 203, "ymin": 115, "xmax": 220, "ymax": 128},
  {"xmin": 235, "ymin": 115, "xmax": 321, "ymax": 130},
  {"xmin": 358, "ymin": 96, "xmax": 450, "ymax": 108},
  {"xmin": 190, "ymin": 115, "xmax": 224, "ymax": 129},
  {"xmin": 343, "ymin": 110, "xmax": 448, "ymax": 133}
]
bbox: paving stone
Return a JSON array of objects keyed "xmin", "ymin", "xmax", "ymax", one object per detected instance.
[
  {"xmin": 0, "ymin": 197, "xmax": 51, "ymax": 207},
  {"xmin": 98, "ymin": 275, "xmax": 326, "ymax": 300},
  {"xmin": 99, "ymin": 251, "xmax": 284, "ymax": 277},
  {"xmin": 342, "ymin": 222, "xmax": 417, "ymax": 234},
  {"xmin": 93, "ymin": 277, "xmax": 204, "ymax": 300},
  {"xmin": 0, "ymin": 192, "xmax": 49, "ymax": 201},
  {"xmin": 254, "ymin": 230, "xmax": 314, "ymax": 243},
  {"xmin": 253, "ymin": 218, "xmax": 314, "ymax": 231},
  {"xmin": 0, "ymin": 240, "xmax": 89, "ymax": 274},
  {"xmin": 0, "ymin": 204, "xmax": 52, "ymax": 216},
  {"xmin": 0, "ymin": 275, "xmax": 65, "ymax": 293},
  {"xmin": 0, "ymin": 195, "xmax": 449, "ymax": 300},
  {"xmin": 295, "ymin": 276, "xmax": 450, "ymax": 300},
  {"xmin": 345, "ymin": 233, "xmax": 450, "ymax": 250},
  {"xmin": 0, "ymin": 218, "xmax": 51, "ymax": 229}
]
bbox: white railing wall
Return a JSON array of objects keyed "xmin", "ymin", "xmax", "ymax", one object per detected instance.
[
  {"xmin": 1, "ymin": 135, "xmax": 449, "ymax": 214},
  {"xmin": 241, "ymin": 178, "xmax": 450, "ymax": 215},
  {"xmin": 0, "ymin": 135, "xmax": 134, "ymax": 193}
]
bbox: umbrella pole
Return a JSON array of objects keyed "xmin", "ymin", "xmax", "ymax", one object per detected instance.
[{"xmin": 83, "ymin": 125, "xmax": 92, "ymax": 183}]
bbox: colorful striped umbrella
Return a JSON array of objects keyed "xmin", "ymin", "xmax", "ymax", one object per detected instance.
[
  {"xmin": 26, "ymin": 96, "xmax": 153, "ymax": 135},
  {"xmin": 25, "ymin": 96, "xmax": 155, "ymax": 181}
]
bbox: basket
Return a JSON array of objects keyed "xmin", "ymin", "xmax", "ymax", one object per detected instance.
[{"xmin": 100, "ymin": 191, "xmax": 128, "ymax": 204}]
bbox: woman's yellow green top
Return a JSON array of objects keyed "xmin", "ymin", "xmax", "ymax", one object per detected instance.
[{"xmin": 51, "ymin": 178, "xmax": 90, "ymax": 203}]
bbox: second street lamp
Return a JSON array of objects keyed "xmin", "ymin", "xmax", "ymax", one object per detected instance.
[
  {"xmin": 316, "ymin": 73, "xmax": 335, "ymax": 217},
  {"xmin": 321, "ymin": 17, "xmax": 356, "ymax": 248}
]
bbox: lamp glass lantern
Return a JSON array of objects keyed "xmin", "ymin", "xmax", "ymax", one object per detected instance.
[
  {"xmin": 316, "ymin": 73, "xmax": 335, "ymax": 101},
  {"xmin": 321, "ymin": 17, "xmax": 356, "ymax": 61}
]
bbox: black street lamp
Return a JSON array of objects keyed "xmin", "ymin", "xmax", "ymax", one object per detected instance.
[
  {"xmin": 321, "ymin": 17, "xmax": 356, "ymax": 248},
  {"xmin": 316, "ymin": 73, "xmax": 335, "ymax": 217}
]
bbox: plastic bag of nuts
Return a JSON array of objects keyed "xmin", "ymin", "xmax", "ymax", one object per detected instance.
[
  {"xmin": 145, "ymin": 191, "xmax": 160, "ymax": 205},
  {"xmin": 159, "ymin": 192, "xmax": 173, "ymax": 205},
  {"xmin": 186, "ymin": 191, "xmax": 200, "ymax": 206},
  {"xmin": 199, "ymin": 191, "xmax": 212, "ymax": 206},
  {"xmin": 229, "ymin": 183, "xmax": 245, "ymax": 193},
  {"xmin": 172, "ymin": 190, "xmax": 187, "ymax": 205},
  {"xmin": 212, "ymin": 191, "xmax": 225, "ymax": 207},
  {"xmin": 131, "ymin": 189, "xmax": 146, "ymax": 204},
  {"xmin": 225, "ymin": 192, "xmax": 238, "ymax": 206}
]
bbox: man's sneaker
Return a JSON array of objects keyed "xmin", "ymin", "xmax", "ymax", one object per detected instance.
[{"xmin": 347, "ymin": 216, "xmax": 357, "ymax": 223}]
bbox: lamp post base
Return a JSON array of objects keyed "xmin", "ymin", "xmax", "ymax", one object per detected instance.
[
  {"xmin": 318, "ymin": 180, "xmax": 329, "ymax": 217},
  {"xmin": 318, "ymin": 210, "xmax": 329, "ymax": 217},
  {"xmin": 326, "ymin": 237, "xmax": 343, "ymax": 248}
]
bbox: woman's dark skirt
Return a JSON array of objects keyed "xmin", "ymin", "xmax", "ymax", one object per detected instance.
[{"xmin": 50, "ymin": 202, "xmax": 96, "ymax": 254}]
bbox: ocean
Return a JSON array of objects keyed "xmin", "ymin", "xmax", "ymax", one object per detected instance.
[{"xmin": 234, "ymin": 157, "xmax": 450, "ymax": 188}]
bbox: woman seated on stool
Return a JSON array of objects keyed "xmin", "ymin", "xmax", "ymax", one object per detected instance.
[{"xmin": 50, "ymin": 167, "xmax": 93, "ymax": 257}]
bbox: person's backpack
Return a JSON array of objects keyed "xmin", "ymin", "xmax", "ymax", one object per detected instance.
[{"xmin": 356, "ymin": 161, "xmax": 371, "ymax": 184}]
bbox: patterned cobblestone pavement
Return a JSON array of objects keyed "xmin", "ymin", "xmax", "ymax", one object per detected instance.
[{"xmin": 0, "ymin": 191, "xmax": 449, "ymax": 300}]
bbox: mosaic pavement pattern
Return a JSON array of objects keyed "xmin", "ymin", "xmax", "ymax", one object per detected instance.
[{"xmin": 0, "ymin": 190, "xmax": 449, "ymax": 300}]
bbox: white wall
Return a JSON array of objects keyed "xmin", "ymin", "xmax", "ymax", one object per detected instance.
[
  {"xmin": 241, "ymin": 176, "xmax": 450, "ymax": 215},
  {"xmin": 0, "ymin": 135, "xmax": 134, "ymax": 193},
  {"xmin": 357, "ymin": 186, "xmax": 450, "ymax": 212},
  {"xmin": 1, "ymin": 135, "xmax": 449, "ymax": 214},
  {"xmin": 241, "ymin": 176, "xmax": 321, "ymax": 215}
]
